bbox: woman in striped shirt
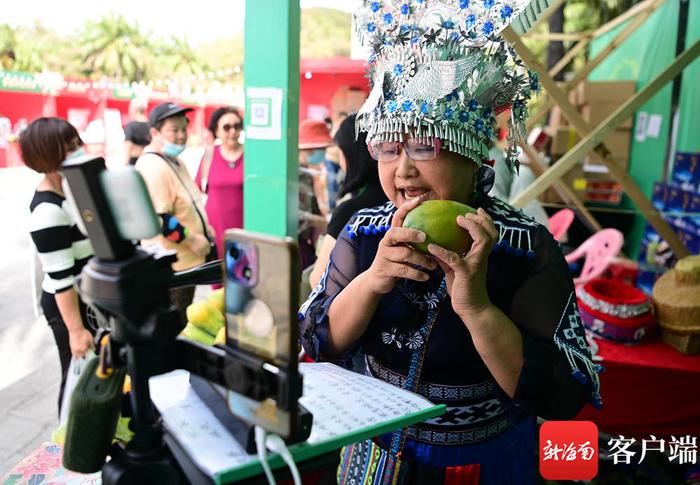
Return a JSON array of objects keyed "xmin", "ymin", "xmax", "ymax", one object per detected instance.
[{"xmin": 21, "ymin": 118, "xmax": 95, "ymax": 413}]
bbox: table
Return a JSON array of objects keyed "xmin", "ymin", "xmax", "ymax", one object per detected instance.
[
  {"xmin": 3, "ymin": 363, "xmax": 444, "ymax": 485},
  {"xmin": 150, "ymin": 364, "xmax": 444, "ymax": 483},
  {"xmin": 576, "ymin": 337, "xmax": 700, "ymax": 440},
  {"xmin": 1, "ymin": 442, "xmax": 99, "ymax": 484}
]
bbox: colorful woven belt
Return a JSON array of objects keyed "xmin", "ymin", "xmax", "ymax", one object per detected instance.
[{"xmin": 366, "ymin": 356, "xmax": 511, "ymax": 445}]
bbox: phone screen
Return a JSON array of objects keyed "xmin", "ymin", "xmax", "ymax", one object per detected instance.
[
  {"xmin": 224, "ymin": 231, "xmax": 297, "ymax": 368},
  {"xmin": 223, "ymin": 230, "xmax": 300, "ymax": 437}
]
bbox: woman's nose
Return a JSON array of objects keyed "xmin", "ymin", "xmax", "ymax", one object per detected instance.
[{"xmin": 395, "ymin": 150, "xmax": 418, "ymax": 178}]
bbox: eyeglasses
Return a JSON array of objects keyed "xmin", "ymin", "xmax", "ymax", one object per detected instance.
[
  {"xmin": 368, "ymin": 137, "xmax": 442, "ymax": 163},
  {"xmin": 222, "ymin": 122, "xmax": 243, "ymax": 132}
]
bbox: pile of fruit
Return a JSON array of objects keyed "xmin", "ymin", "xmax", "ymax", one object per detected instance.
[{"xmin": 180, "ymin": 289, "xmax": 226, "ymax": 345}]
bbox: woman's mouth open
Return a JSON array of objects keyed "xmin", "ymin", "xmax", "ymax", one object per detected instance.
[{"xmin": 400, "ymin": 187, "xmax": 432, "ymax": 202}]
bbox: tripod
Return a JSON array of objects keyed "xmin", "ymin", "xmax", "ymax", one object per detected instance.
[{"xmin": 61, "ymin": 155, "xmax": 308, "ymax": 484}]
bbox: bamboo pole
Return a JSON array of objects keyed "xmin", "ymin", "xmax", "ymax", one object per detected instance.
[
  {"xmin": 593, "ymin": 0, "xmax": 655, "ymax": 37},
  {"xmin": 549, "ymin": 38, "xmax": 590, "ymax": 79},
  {"xmin": 526, "ymin": 0, "xmax": 665, "ymax": 130},
  {"xmin": 518, "ymin": 141, "xmax": 603, "ymax": 232},
  {"xmin": 506, "ymin": 30, "xmax": 700, "ymax": 258},
  {"xmin": 526, "ymin": 32, "xmax": 591, "ymax": 41}
]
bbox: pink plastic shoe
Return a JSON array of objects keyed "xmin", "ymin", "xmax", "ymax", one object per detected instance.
[
  {"xmin": 548, "ymin": 208, "xmax": 575, "ymax": 242},
  {"xmin": 565, "ymin": 228, "xmax": 624, "ymax": 286}
]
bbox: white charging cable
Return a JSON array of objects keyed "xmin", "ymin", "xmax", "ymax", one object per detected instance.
[{"xmin": 254, "ymin": 426, "xmax": 302, "ymax": 485}]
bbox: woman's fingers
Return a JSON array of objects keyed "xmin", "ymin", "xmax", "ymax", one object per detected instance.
[
  {"xmin": 385, "ymin": 262, "xmax": 431, "ymax": 282},
  {"xmin": 427, "ymin": 243, "xmax": 464, "ymax": 271},
  {"xmin": 381, "ymin": 226, "xmax": 426, "ymax": 247},
  {"xmin": 458, "ymin": 215, "xmax": 490, "ymax": 246},
  {"xmin": 391, "ymin": 196, "xmax": 424, "ymax": 228},
  {"xmin": 475, "ymin": 208, "xmax": 499, "ymax": 241},
  {"xmin": 384, "ymin": 245, "xmax": 437, "ymax": 271},
  {"xmin": 457, "ymin": 209, "xmax": 498, "ymax": 241}
]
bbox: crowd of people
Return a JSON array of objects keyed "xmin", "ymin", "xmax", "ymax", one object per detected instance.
[
  {"xmin": 19, "ymin": 100, "xmax": 383, "ymax": 410},
  {"xmin": 19, "ymin": 1, "xmax": 599, "ymax": 479}
]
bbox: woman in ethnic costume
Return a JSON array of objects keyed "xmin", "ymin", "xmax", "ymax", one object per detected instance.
[{"xmin": 299, "ymin": 1, "xmax": 602, "ymax": 483}]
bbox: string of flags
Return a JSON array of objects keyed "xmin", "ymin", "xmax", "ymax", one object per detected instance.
[{"xmin": 0, "ymin": 65, "xmax": 245, "ymax": 103}]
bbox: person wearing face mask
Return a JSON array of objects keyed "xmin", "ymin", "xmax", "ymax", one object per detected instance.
[
  {"xmin": 135, "ymin": 103, "xmax": 215, "ymax": 316},
  {"xmin": 20, "ymin": 117, "xmax": 95, "ymax": 414},
  {"xmin": 298, "ymin": 119, "xmax": 333, "ymax": 269},
  {"xmin": 195, "ymin": 106, "xmax": 244, "ymax": 256}
]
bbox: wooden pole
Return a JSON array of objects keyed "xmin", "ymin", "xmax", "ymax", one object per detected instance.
[
  {"xmin": 518, "ymin": 141, "xmax": 603, "ymax": 232},
  {"xmin": 593, "ymin": 0, "xmax": 655, "ymax": 37},
  {"xmin": 506, "ymin": 30, "xmax": 700, "ymax": 258},
  {"xmin": 549, "ymin": 38, "xmax": 590, "ymax": 79},
  {"xmin": 526, "ymin": 32, "xmax": 591, "ymax": 41},
  {"xmin": 526, "ymin": 0, "xmax": 665, "ymax": 130}
]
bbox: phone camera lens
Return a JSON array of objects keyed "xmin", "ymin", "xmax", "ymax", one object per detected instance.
[
  {"xmin": 229, "ymin": 246, "xmax": 240, "ymax": 260},
  {"xmin": 243, "ymin": 267, "xmax": 252, "ymax": 280}
]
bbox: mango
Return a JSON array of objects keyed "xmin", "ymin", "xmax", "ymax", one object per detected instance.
[
  {"xmin": 214, "ymin": 326, "xmax": 226, "ymax": 345},
  {"xmin": 180, "ymin": 322, "xmax": 216, "ymax": 346},
  {"xmin": 186, "ymin": 301, "xmax": 224, "ymax": 336},
  {"xmin": 403, "ymin": 200, "xmax": 476, "ymax": 254},
  {"xmin": 208, "ymin": 288, "xmax": 225, "ymax": 314}
]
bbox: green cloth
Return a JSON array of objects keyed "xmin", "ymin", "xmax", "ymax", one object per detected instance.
[{"xmin": 588, "ymin": 0, "xmax": 684, "ymax": 258}]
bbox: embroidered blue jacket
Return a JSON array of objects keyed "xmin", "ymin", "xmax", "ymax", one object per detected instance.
[{"xmin": 300, "ymin": 196, "xmax": 601, "ymax": 445}]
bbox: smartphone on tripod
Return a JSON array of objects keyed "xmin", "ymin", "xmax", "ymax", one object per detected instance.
[{"xmin": 223, "ymin": 229, "xmax": 303, "ymax": 440}]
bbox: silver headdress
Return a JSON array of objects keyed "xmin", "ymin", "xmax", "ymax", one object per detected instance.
[{"xmin": 354, "ymin": 0, "xmax": 540, "ymax": 172}]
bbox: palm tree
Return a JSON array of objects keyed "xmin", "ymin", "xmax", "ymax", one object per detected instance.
[
  {"xmin": 79, "ymin": 14, "xmax": 156, "ymax": 81},
  {"xmin": 160, "ymin": 36, "xmax": 208, "ymax": 78},
  {"xmin": 1, "ymin": 27, "xmax": 16, "ymax": 70}
]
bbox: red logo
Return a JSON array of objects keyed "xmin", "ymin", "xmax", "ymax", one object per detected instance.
[{"xmin": 539, "ymin": 421, "xmax": 598, "ymax": 480}]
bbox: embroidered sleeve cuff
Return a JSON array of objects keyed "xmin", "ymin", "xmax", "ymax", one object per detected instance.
[
  {"xmin": 301, "ymin": 292, "xmax": 358, "ymax": 368},
  {"xmin": 511, "ymin": 332, "xmax": 589, "ymax": 420}
]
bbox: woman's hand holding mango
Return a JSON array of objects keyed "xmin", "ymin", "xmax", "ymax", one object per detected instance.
[
  {"xmin": 428, "ymin": 207, "xmax": 498, "ymax": 319},
  {"xmin": 366, "ymin": 197, "xmax": 437, "ymax": 295}
]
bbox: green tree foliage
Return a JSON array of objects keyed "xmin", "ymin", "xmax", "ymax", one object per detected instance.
[
  {"xmin": 300, "ymin": 8, "xmax": 351, "ymax": 59},
  {"xmin": 523, "ymin": 0, "xmax": 644, "ymax": 79},
  {"xmin": 78, "ymin": 14, "xmax": 157, "ymax": 81},
  {"xmin": 196, "ymin": 7, "xmax": 352, "ymax": 74},
  {"xmin": 195, "ymin": 34, "xmax": 244, "ymax": 75},
  {"xmin": 157, "ymin": 36, "xmax": 209, "ymax": 79}
]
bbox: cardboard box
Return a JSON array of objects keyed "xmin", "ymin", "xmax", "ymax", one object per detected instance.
[
  {"xmin": 540, "ymin": 161, "xmax": 584, "ymax": 205},
  {"xmin": 581, "ymin": 102, "xmax": 634, "ymax": 129},
  {"xmin": 667, "ymin": 183, "xmax": 691, "ymax": 213},
  {"xmin": 548, "ymin": 105, "xmax": 566, "ymax": 130},
  {"xmin": 672, "ymin": 151, "xmax": 700, "ymax": 191},
  {"xmin": 552, "ymin": 128, "xmax": 630, "ymax": 163},
  {"xmin": 600, "ymin": 130, "xmax": 631, "ymax": 159},
  {"xmin": 581, "ymin": 130, "xmax": 631, "ymax": 171},
  {"xmin": 652, "ymin": 182, "xmax": 669, "ymax": 212},
  {"xmin": 583, "ymin": 173, "xmax": 624, "ymax": 206},
  {"xmin": 551, "ymin": 128, "xmax": 580, "ymax": 155},
  {"xmin": 682, "ymin": 231, "xmax": 700, "ymax": 255},
  {"xmin": 577, "ymin": 81, "xmax": 636, "ymax": 105}
]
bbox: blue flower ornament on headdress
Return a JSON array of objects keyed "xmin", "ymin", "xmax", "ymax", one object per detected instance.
[{"xmin": 354, "ymin": 0, "xmax": 539, "ymax": 172}]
